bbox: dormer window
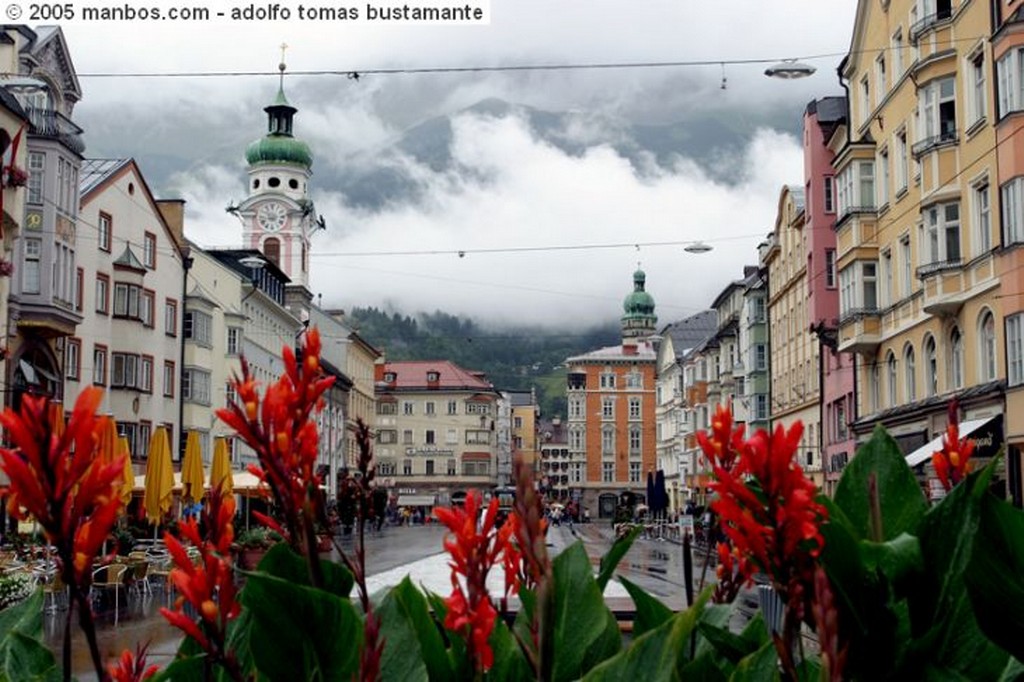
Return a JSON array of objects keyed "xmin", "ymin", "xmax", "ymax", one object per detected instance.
[
  {"xmin": 384, "ymin": 372, "xmax": 396, "ymax": 383},
  {"xmin": 427, "ymin": 371, "xmax": 440, "ymax": 382}
]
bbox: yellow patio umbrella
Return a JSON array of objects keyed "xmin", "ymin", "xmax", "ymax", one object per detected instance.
[
  {"xmin": 97, "ymin": 415, "xmax": 118, "ymax": 466},
  {"xmin": 47, "ymin": 401, "xmax": 65, "ymax": 440},
  {"xmin": 144, "ymin": 426, "xmax": 174, "ymax": 525},
  {"xmin": 181, "ymin": 430, "xmax": 205, "ymax": 504},
  {"xmin": 210, "ymin": 437, "xmax": 234, "ymax": 497},
  {"xmin": 117, "ymin": 436, "xmax": 134, "ymax": 507}
]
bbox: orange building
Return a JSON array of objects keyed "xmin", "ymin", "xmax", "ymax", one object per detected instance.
[{"xmin": 565, "ymin": 270, "xmax": 658, "ymax": 519}]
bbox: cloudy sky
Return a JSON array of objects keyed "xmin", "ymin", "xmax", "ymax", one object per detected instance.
[{"xmin": 58, "ymin": 1, "xmax": 857, "ymax": 328}]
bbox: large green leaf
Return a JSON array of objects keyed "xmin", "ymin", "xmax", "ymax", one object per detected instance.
[
  {"xmin": 252, "ymin": 542, "xmax": 353, "ymax": 598},
  {"xmin": 487, "ymin": 614, "xmax": 532, "ymax": 681},
  {"xmin": 619, "ymin": 576, "xmax": 672, "ymax": 638},
  {"xmin": 679, "ymin": 651, "xmax": 729, "ymax": 682},
  {"xmin": 834, "ymin": 425, "xmax": 928, "ymax": 542},
  {"xmin": 551, "ymin": 542, "xmax": 620, "ymax": 681},
  {"xmin": 597, "ymin": 525, "xmax": 642, "ymax": 592},
  {"xmin": 904, "ymin": 467, "xmax": 1008, "ymax": 680},
  {"xmin": 376, "ymin": 578, "xmax": 452, "ymax": 682},
  {"xmin": 242, "ymin": 571, "xmax": 362, "ymax": 681},
  {"xmin": 728, "ymin": 641, "xmax": 779, "ymax": 682},
  {"xmin": 967, "ymin": 493, "xmax": 1024, "ymax": 662},
  {"xmin": 859, "ymin": 532, "xmax": 924, "ymax": 592},
  {"xmin": 0, "ymin": 632, "xmax": 61, "ymax": 682},
  {"xmin": 0, "ymin": 592, "xmax": 60, "ymax": 682},
  {"xmin": 999, "ymin": 657, "xmax": 1024, "ymax": 681},
  {"xmin": 582, "ymin": 589, "xmax": 712, "ymax": 682}
]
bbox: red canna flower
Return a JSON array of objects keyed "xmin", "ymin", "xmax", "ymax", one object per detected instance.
[
  {"xmin": 701, "ymin": 409, "xmax": 827, "ymax": 621},
  {"xmin": 434, "ymin": 489, "xmax": 515, "ymax": 672},
  {"xmin": 0, "ymin": 387, "xmax": 128, "ymax": 680},
  {"xmin": 159, "ymin": 488, "xmax": 241, "ymax": 669},
  {"xmin": 696, "ymin": 401, "xmax": 746, "ymax": 473},
  {"xmin": 108, "ymin": 643, "xmax": 158, "ymax": 682},
  {"xmin": 217, "ymin": 328, "xmax": 334, "ymax": 560},
  {"xmin": 931, "ymin": 399, "xmax": 975, "ymax": 492}
]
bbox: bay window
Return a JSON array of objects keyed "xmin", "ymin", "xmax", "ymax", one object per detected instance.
[
  {"xmin": 915, "ymin": 77, "xmax": 956, "ymax": 153},
  {"xmin": 839, "ymin": 261, "xmax": 878, "ymax": 318},
  {"xmin": 921, "ymin": 202, "xmax": 961, "ymax": 268},
  {"xmin": 1003, "ymin": 177, "xmax": 1024, "ymax": 245},
  {"xmin": 1008, "ymin": 314, "xmax": 1024, "ymax": 386},
  {"xmin": 996, "ymin": 48, "xmax": 1024, "ymax": 118},
  {"xmin": 836, "ymin": 161, "xmax": 875, "ymax": 219}
]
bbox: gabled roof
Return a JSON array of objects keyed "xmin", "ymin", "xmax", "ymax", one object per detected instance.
[
  {"xmin": 661, "ymin": 311, "xmax": 717, "ymax": 362},
  {"xmin": 80, "ymin": 158, "xmax": 131, "ymax": 196},
  {"xmin": 378, "ymin": 360, "xmax": 495, "ymax": 392},
  {"xmin": 22, "ymin": 26, "xmax": 82, "ymax": 104}
]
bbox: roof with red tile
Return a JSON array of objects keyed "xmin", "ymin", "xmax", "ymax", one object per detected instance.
[{"xmin": 377, "ymin": 360, "xmax": 496, "ymax": 392}]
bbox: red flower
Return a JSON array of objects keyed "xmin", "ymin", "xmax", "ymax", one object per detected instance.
[
  {"xmin": 931, "ymin": 399, "xmax": 975, "ymax": 492},
  {"xmin": 434, "ymin": 490, "xmax": 515, "ymax": 672},
  {"xmin": 696, "ymin": 402, "xmax": 746, "ymax": 472},
  {"xmin": 702, "ymin": 410, "xmax": 827, "ymax": 613},
  {"xmin": 108, "ymin": 643, "xmax": 158, "ymax": 682},
  {"xmin": 0, "ymin": 387, "xmax": 125, "ymax": 583},
  {"xmin": 217, "ymin": 328, "xmax": 334, "ymax": 552},
  {"xmin": 159, "ymin": 488, "xmax": 239, "ymax": 655}
]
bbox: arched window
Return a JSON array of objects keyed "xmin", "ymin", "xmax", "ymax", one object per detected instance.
[
  {"xmin": 871, "ymin": 362, "xmax": 881, "ymax": 412},
  {"xmin": 925, "ymin": 335, "xmax": 938, "ymax": 396},
  {"xmin": 263, "ymin": 238, "xmax": 280, "ymax": 268},
  {"xmin": 979, "ymin": 311, "xmax": 996, "ymax": 382},
  {"xmin": 904, "ymin": 345, "xmax": 916, "ymax": 402},
  {"xmin": 949, "ymin": 327, "xmax": 964, "ymax": 389},
  {"xmin": 887, "ymin": 351, "xmax": 898, "ymax": 407}
]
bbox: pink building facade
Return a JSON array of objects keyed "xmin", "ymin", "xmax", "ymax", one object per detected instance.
[{"xmin": 803, "ymin": 97, "xmax": 854, "ymax": 495}]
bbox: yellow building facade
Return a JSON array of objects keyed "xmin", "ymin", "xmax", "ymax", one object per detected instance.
[
  {"xmin": 838, "ymin": 0, "xmax": 1005, "ymax": 498},
  {"xmin": 763, "ymin": 186, "xmax": 824, "ymax": 489}
]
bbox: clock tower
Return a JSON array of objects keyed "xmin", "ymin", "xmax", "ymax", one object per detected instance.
[{"xmin": 237, "ymin": 55, "xmax": 317, "ymax": 305}]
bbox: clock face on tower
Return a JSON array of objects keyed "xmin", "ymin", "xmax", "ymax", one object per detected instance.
[{"xmin": 257, "ymin": 202, "xmax": 288, "ymax": 232}]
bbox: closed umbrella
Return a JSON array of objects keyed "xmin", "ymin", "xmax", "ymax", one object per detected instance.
[
  {"xmin": 144, "ymin": 426, "xmax": 174, "ymax": 525},
  {"xmin": 181, "ymin": 431, "xmax": 205, "ymax": 504},
  {"xmin": 97, "ymin": 414, "xmax": 118, "ymax": 466},
  {"xmin": 654, "ymin": 469, "xmax": 668, "ymax": 518},
  {"xmin": 210, "ymin": 437, "xmax": 233, "ymax": 497},
  {"xmin": 117, "ymin": 436, "xmax": 134, "ymax": 507},
  {"xmin": 47, "ymin": 401, "xmax": 65, "ymax": 440}
]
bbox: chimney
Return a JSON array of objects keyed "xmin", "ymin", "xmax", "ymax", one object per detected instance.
[
  {"xmin": 623, "ymin": 341, "xmax": 638, "ymax": 356},
  {"xmin": 156, "ymin": 199, "xmax": 186, "ymax": 250}
]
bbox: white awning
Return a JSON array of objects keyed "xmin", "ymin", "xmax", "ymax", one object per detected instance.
[
  {"xmin": 905, "ymin": 418, "xmax": 994, "ymax": 467},
  {"xmin": 398, "ymin": 495, "xmax": 436, "ymax": 507}
]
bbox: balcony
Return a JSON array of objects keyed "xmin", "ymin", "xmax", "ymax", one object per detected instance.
[
  {"xmin": 837, "ymin": 308, "xmax": 881, "ymax": 354},
  {"xmin": 911, "ymin": 130, "xmax": 957, "ymax": 159},
  {"xmin": 835, "ymin": 204, "xmax": 876, "ymax": 229},
  {"xmin": 910, "ymin": 8, "xmax": 952, "ymax": 41},
  {"xmin": 24, "ymin": 106, "xmax": 85, "ymax": 154},
  {"xmin": 917, "ymin": 257, "xmax": 992, "ymax": 316}
]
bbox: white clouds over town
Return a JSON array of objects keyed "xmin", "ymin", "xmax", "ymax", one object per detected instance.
[{"xmin": 60, "ymin": 1, "xmax": 856, "ymax": 327}]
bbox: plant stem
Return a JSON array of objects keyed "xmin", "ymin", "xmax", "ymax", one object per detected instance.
[
  {"xmin": 74, "ymin": 587, "xmax": 105, "ymax": 682},
  {"xmin": 62, "ymin": 582, "xmax": 73, "ymax": 682}
]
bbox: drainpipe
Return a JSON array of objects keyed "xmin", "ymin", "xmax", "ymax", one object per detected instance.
[{"xmin": 177, "ymin": 247, "xmax": 193, "ymax": 462}]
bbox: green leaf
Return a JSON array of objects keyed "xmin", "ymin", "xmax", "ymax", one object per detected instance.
[
  {"xmin": 151, "ymin": 654, "xmax": 206, "ymax": 682},
  {"xmin": 739, "ymin": 613, "xmax": 770, "ymax": 650},
  {"xmin": 582, "ymin": 587, "xmax": 713, "ymax": 681},
  {"xmin": 729, "ymin": 641, "xmax": 779, "ymax": 682},
  {"xmin": 0, "ymin": 632, "xmax": 61, "ymax": 682},
  {"xmin": 376, "ymin": 578, "xmax": 452, "ymax": 682},
  {"xmin": 0, "ymin": 589, "xmax": 42, "ymax": 642},
  {"xmin": 619, "ymin": 576, "xmax": 672, "ymax": 638},
  {"xmin": 679, "ymin": 651, "xmax": 729, "ymax": 682},
  {"xmin": 697, "ymin": 620, "xmax": 760, "ymax": 664},
  {"xmin": 487, "ymin": 615, "xmax": 532, "ymax": 681},
  {"xmin": 242, "ymin": 570, "xmax": 362, "ymax": 681},
  {"xmin": 906, "ymin": 470, "xmax": 1009, "ymax": 680},
  {"xmin": 693, "ymin": 604, "xmax": 735, "ymax": 662},
  {"xmin": 859, "ymin": 532, "xmax": 924, "ymax": 592},
  {"xmin": 834, "ymin": 425, "xmax": 928, "ymax": 542},
  {"xmin": 966, "ymin": 494, "xmax": 1024, "ymax": 662},
  {"xmin": 551, "ymin": 542, "xmax": 621, "ymax": 681},
  {"xmin": 795, "ymin": 657, "xmax": 822, "ymax": 682},
  {"xmin": 597, "ymin": 525, "xmax": 642, "ymax": 592},
  {"xmin": 250, "ymin": 542, "xmax": 353, "ymax": 598},
  {"xmin": 999, "ymin": 656, "xmax": 1024, "ymax": 681}
]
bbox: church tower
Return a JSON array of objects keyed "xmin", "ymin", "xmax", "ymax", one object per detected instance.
[
  {"xmin": 237, "ymin": 53, "xmax": 317, "ymax": 308},
  {"xmin": 621, "ymin": 268, "xmax": 657, "ymax": 341}
]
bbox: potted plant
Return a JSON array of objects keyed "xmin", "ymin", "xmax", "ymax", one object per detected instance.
[{"xmin": 234, "ymin": 526, "xmax": 281, "ymax": 570}]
